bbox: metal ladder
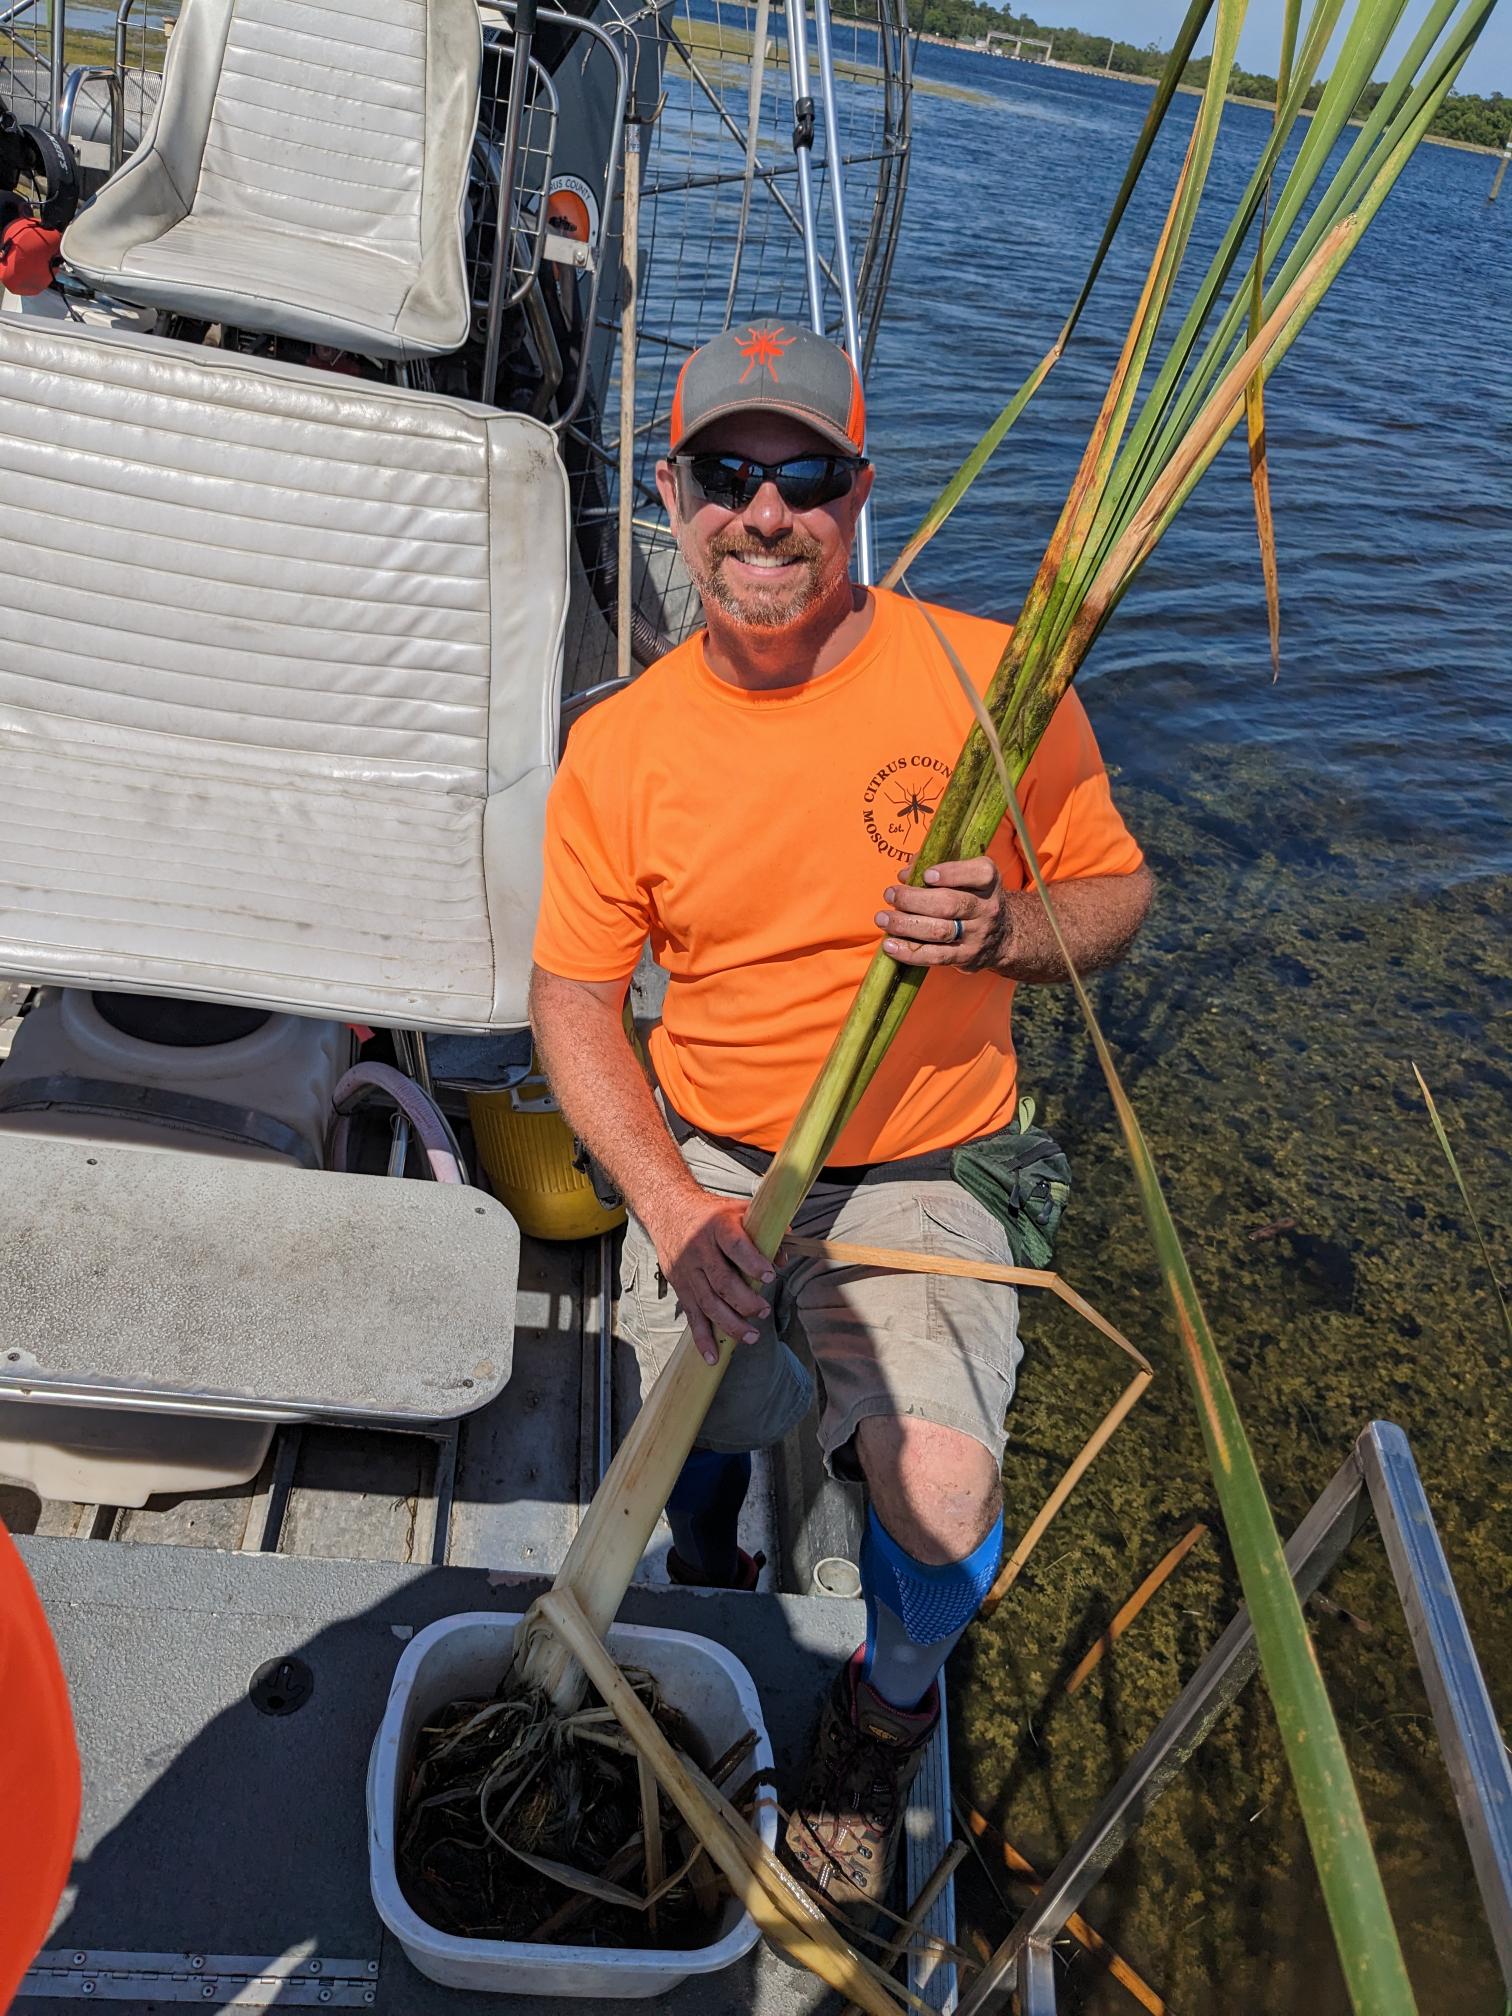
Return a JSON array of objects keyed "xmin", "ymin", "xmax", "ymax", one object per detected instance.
[{"xmin": 958, "ymin": 1419, "xmax": 1512, "ymax": 2015}]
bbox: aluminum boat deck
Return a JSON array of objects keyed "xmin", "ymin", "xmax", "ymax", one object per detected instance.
[{"xmin": 5, "ymin": 1220, "xmax": 958, "ymax": 2015}]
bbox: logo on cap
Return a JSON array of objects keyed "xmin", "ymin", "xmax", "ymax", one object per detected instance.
[{"xmin": 736, "ymin": 323, "xmax": 797, "ymax": 383}]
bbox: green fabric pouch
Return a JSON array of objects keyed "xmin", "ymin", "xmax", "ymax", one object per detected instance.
[{"xmin": 951, "ymin": 1097, "xmax": 1072, "ymax": 1270}]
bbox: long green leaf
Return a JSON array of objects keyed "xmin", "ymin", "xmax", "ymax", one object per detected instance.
[
  {"xmin": 1045, "ymin": 0, "xmax": 1353, "ymax": 625},
  {"xmin": 1038, "ymin": 0, "xmax": 1252, "ymax": 648},
  {"xmin": 1073, "ymin": 4, "xmax": 1490, "ymax": 658},
  {"xmin": 1120, "ymin": 0, "xmax": 1479, "ymax": 569},
  {"xmin": 908, "ymin": 592, "xmax": 1417, "ymax": 2016},
  {"xmin": 1412, "ymin": 1064, "xmax": 1512, "ymax": 1348}
]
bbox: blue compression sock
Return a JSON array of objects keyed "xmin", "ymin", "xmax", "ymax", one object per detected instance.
[
  {"xmin": 860, "ymin": 1505, "xmax": 1004, "ymax": 1711},
  {"xmin": 666, "ymin": 1448, "xmax": 752, "ymax": 1586}
]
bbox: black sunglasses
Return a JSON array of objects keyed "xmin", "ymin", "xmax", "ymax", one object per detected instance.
[{"xmin": 672, "ymin": 451, "xmax": 867, "ymax": 513}]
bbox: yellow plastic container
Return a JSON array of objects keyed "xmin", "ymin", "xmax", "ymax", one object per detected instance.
[{"xmin": 467, "ymin": 1060, "xmax": 625, "ymax": 1242}]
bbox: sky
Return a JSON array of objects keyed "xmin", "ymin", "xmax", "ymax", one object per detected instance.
[{"xmin": 1048, "ymin": 0, "xmax": 1511, "ymax": 97}]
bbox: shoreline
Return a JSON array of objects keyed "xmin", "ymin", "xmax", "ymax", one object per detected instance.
[{"xmin": 914, "ymin": 37, "xmax": 1505, "ymax": 154}]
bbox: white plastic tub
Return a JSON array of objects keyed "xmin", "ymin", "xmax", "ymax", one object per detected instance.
[{"xmin": 367, "ymin": 1611, "xmax": 777, "ymax": 1999}]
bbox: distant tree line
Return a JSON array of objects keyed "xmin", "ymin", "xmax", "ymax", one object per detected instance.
[{"xmin": 896, "ymin": 0, "xmax": 1510, "ymax": 149}]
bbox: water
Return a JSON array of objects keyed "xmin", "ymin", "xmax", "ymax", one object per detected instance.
[
  {"xmin": 872, "ymin": 49, "xmax": 1512, "ymax": 886},
  {"xmin": 860, "ymin": 51, "xmax": 1512, "ymax": 2014}
]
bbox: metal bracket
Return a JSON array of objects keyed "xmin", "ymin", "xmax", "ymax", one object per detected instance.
[
  {"xmin": 21, "ymin": 1949, "xmax": 378, "ymax": 2005},
  {"xmin": 543, "ymin": 226, "xmax": 594, "ymax": 272},
  {"xmin": 792, "ymin": 93, "xmax": 814, "ymax": 149}
]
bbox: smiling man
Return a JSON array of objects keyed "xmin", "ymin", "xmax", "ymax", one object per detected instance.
[{"xmin": 530, "ymin": 321, "xmax": 1152, "ymax": 1924}]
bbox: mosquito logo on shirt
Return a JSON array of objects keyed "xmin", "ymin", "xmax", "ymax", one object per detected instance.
[
  {"xmin": 860, "ymin": 753, "xmax": 952, "ymax": 861},
  {"xmin": 889, "ymin": 782, "xmax": 939, "ymax": 826}
]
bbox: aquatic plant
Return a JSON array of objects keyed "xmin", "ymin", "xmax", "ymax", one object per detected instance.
[
  {"xmin": 505, "ymin": 0, "xmax": 1492, "ymax": 2001},
  {"xmin": 1412, "ymin": 1063, "xmax": 1512, "ymax": 1348}
]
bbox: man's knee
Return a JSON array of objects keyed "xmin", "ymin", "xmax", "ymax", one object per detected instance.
[{"xmin": 854, "ymin": 1415, "xmax": 1002, "ymax": 1566}]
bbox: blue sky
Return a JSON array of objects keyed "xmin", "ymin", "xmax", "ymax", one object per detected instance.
[{"xmin": 1050, "ymin": 0, "xmax": 1510, "ymax": 97}]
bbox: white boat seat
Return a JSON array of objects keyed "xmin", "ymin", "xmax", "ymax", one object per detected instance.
[
  {"xmin": 0, "ymin": 314, "xmax": 568, "ymax": 1031},
  {"xmin": 0, "ymin": 1132, "xmax": 518, "ymax": 1424},
  {"xmin": 60, "ymin": 0, "xmax": 481, "ymax": 360}
]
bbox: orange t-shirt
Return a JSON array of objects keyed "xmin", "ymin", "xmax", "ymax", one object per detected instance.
[{"xmin": 534, "ymin": 588, "xmax": 1143, "ymax": 1163}]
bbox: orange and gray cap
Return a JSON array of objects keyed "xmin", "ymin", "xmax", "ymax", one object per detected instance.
[{"xmin": 669, "ymin": 321, "xmax": 866, "ymax": 458}]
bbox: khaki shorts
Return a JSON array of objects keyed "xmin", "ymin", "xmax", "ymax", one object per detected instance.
[{"xmin": 616, "ymin": 1127, "xmax": 1023, "ymax": 1476}]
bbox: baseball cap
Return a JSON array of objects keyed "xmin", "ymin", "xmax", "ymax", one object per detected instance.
[{"xmin": 669, "ymin": 320, "xmax": 865, "ymax": 458}]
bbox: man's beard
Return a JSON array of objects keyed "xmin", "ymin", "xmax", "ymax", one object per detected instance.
[{"xmin": 688, "ymin": 527, "xmax": 850, "ymax": 631}]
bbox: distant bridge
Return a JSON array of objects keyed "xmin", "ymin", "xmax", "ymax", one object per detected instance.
[{"xmin": 981, "ymin": 30, "xmax": 1053, "ymax": 60}]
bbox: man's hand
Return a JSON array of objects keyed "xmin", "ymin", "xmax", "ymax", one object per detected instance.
[
  {"xmin": 642, "ymin": 1187, "xmax": 777, "ymax": 1367},
  {"xmin": 876, "ymin": 857, "xmax": 1010, "ymax": 971},
  {"xmin": 876, "ymin": 858, "xmax": 1155, "ymax": 984}
]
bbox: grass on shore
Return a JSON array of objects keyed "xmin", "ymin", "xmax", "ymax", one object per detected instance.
[{"xmin": 921, "ymin": 41, "xmax": 1505, "ymax": 153}]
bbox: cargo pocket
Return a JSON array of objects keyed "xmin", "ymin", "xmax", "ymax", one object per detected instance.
[
  {"xmin": 919, "ymin": 1186, "xmax": 1014, "ymax": 1264},
  {"xmin": 918, "ymin": 1188, "xmax": 1023, "ymax": 1384},
  {"xmin": 615, "ymin": 1239, "xmax": 685, "ymax": 1365}
]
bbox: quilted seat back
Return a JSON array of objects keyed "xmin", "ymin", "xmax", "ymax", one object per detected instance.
[
  {"xmin": 60, "ymin": 0, "xmax": 481, "ymax": 358},
  {"xmin": 0, "ymin": 316, "xmax": 568, "ymax": 1030},
  {"xmin": 192, "ymin": 0, "xmax": 435, "ymax": 250}
]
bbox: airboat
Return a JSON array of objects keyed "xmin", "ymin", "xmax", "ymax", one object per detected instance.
[
  {"xmin": 0, "ymin": 0, "xmax": 948, "ymax": 2007},
  {"xmin": 5, "ymin": 0, "xmax": 1511, "ymax": 2008}
]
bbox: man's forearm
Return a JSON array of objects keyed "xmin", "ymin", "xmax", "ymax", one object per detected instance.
[
  {"xmin": 530, "ymin": 966, "xmax": 775, "ymax": 1360},
  {"xmin": 993, "ymin": 864, "xmax": 1154, "ymax": 985},
  {"xmin": 528, "ymin": 967, "xmax": 699, "ymax": 1229}
]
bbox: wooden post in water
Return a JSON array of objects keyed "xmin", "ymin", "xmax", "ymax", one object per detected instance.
[{"xmin": 1489, "ymin": 130, "xmax": 1511, "ymax": 203}]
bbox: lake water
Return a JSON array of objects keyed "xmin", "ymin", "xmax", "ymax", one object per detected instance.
[
  {"xmin": 872, "ymin": 48, "xmax": 1511, "ymax": 887},
  {"xmin": 863, "ymin": 49, "xmax": 1512, "ymax": 2016}
]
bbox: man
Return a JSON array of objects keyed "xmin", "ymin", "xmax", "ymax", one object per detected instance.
[{"xmin": 530, "ymin": 320, "xmax": 1152, "ymax": 1923}]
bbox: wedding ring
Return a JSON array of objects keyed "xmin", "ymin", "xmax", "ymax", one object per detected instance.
[{"xmin": 950, "ymin": 917, "xmax": 965, "ymax": 945}]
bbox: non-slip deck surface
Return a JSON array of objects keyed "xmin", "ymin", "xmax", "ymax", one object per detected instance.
[
  {"xmin": 17, "ymin": 1542, "xmax": 898, "ymax": 2014},
  {"xmin": 0, "ymin": 1133, "xmax": 518, "ymax": 1420}
]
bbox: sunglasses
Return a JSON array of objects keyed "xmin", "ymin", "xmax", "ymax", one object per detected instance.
[{"xmin": 672, "ymin": 451, "xmax": 867, "ymax": 513}]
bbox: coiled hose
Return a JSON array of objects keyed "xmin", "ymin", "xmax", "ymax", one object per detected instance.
[{"xmin": 329, "ymin": 1062, "xmax": 468, "ymax": 1185}]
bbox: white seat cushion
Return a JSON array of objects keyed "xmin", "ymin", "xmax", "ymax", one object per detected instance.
[
  {"xmin": 0, "ymin": 314, "xmax": 568, "ymax": 1029},
  {"xmin": 118, "ymin": 215, "xmax": 418, "ymax": 347},
  {"xmin": 61, "ymin": 0, "xmax": 481, "ymax": 360}
]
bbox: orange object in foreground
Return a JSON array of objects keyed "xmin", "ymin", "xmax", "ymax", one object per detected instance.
[
  {"xmin": 0, "ymin": 218, "xmax": 63, "ymax": 296},
  {"xmin": 0, "ymin": 1521, "xmax": 80, "ymax": 2011}
]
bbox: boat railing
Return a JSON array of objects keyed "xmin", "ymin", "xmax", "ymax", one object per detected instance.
[
  {"xmin": 0, "ymin": 0, "xmax": 50, "ymax": 125},
  {"xmin": 955, "ymin": 1419, "xmax": 1512, "ymax": 2014},
  {"xmin": 55, "ymin": 58, "xmax": 120, "ymax": 162},
  {"xmin": 479, "ymin": 0, "xmax": 629, "ymax": 433}
]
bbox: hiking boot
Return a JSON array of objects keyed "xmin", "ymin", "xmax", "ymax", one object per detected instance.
[
  {"xmin": 665, "ymin": 1546, "xmax": 765, "ymax": 1591},
  {"xmin": 782, "ymin": 1651, "xmax": 939, "ymax": 1928}
]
